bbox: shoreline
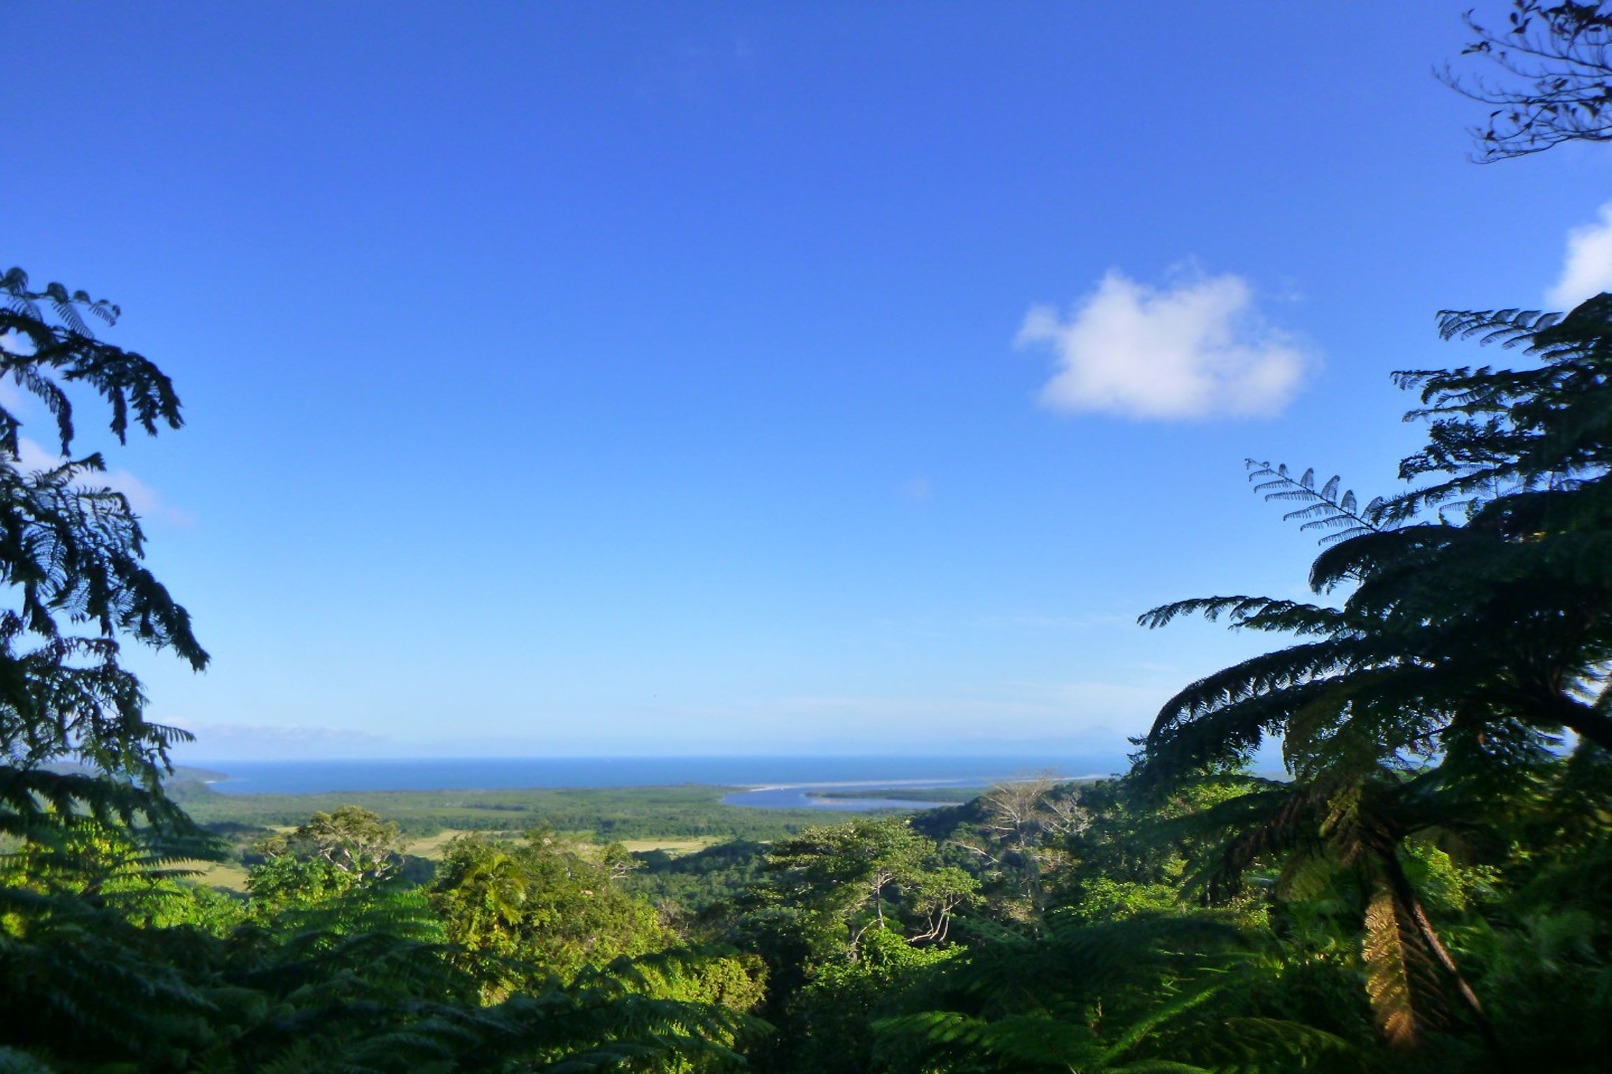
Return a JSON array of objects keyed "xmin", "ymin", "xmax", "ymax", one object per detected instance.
[{"xmin": 174, "ymin": 756, "xmax": 1129, "ymax": 799}]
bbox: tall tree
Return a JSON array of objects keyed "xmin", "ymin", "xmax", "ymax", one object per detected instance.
[
  {"xmin": 950, "ymin": 775, "xmax": 1088, "ymax": 920},
  {"xmin": 762, "ymin": 818, "xmax": 977, "ymax": 953},
  {"xmin": 429, "ymin": 828, "xmax": 668, "ymax": 998},
  {"xmin": 0, "ymin": 268, "xmax": 204, "ymax": 797}
]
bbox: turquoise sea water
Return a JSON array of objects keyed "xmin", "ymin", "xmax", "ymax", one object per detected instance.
[{"xmin": 192, "ymin": 755, "xmax": 1129, "ymax": 801}]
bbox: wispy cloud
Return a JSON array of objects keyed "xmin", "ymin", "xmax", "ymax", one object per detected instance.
[
  {"xmin": 771, "ymin": 676, "xmax": 1169, "ymax": 727},
  {"xmin": 0, "ymin": 336, "xmax": 36, "ymax": 414},
  {"xmin": 14, "ymin": 436, "xmax": 193, "ymax": 526},
  {"xmin": 978, "ymin": 612, "xmax": 1131, "ymax": 632},
  {"xmin": 1017, "ymin": 269, "xmax": 1313, "ymax": 420},
  {"xmin": 1548, "ymin": 202, "xmax": 1612, "ymax": 310},
  {"xmin": 772, "ymin": 694, "xmax": 1064, "ymax": 720},
  {"xmin": 637, "ymin": 35, "xmax": 759, "ymax": 103},
  {"xmin": 0, "ymin": 329, "xmax": 33, "ymax": 357},
  {"xmin": 171, "ymin": 720, "xmax": 391, "ymax": 760},
  {"xmin": 900, "ymin": 475, "xmax": 932, "ymax": 502}
]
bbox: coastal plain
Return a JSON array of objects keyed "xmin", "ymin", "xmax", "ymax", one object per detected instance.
[{"xmin": 166, "ymin": 772, "xmax": 973, "ymax": 891}]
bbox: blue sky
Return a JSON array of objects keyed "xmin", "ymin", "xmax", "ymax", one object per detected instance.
[{"xmin": 5, "ymin": 2, "xmax": 1610, "ymax": 761}]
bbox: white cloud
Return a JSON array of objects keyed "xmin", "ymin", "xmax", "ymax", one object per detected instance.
[
  {"xmin": 1548, "ymin": 202, "xmax": 1612, "ymax": 310},
  {"xmin": 1017, "ymin": 269, "xmax": 1313, "ymax": 420},
  {"xmin": 0, "ymin": 377, "xmax": 28, "ymax": 415}
]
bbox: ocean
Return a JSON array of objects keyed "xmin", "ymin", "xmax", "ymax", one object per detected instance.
[{"xmin": 188, "ymin": 754, "xmax": 1130, "ymax": 809}]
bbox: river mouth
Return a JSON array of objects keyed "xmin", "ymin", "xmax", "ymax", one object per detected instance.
[{"xmin": 722, "ymin": 780, "xmax": 975, "ymax": 811}]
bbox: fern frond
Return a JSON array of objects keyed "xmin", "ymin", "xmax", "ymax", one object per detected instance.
[
  {"xmin": 1139, "ymin": 596, "xmax": 1343, "ymax": 635},
  {"xmin": 1201, "ymin": 1017, "xmax": 1356, "ymax": 1069},
  {"xmin": 1434, "ymin": 305, "xmax": 1561, "ymax": 348},
  {"xmin": 1149, "ymin": 639, "xmax": 1366, "ymax": 734},
  {"xmin": 1098, "ymin": 978, "xmax": 1227, "ymax": 1065},
  {"xmin": 875, "ymin": 1010, "xmax": 1106, "ymax": 1069},
  {"xmin": 1246, "ymin": 459, "xmax": 1382, "ymax": 544},
  {"xmin": 1361, "ymin": 883, "xmax": 1420, "ymax": 1050}
]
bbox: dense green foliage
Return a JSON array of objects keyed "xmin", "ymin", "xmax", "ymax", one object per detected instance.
[
  {"xmin": 169, "ymin": 778, "xmax": 837, "ymax": 842},
  {"xmin": 430, "ymin": 827, "xmax": 669, "ymax": 997},
  {"xmin": 22, "ymin": 750, "xmax": 1612, "ymax": 1071},
  {"xmin": 625, "ymin": 839, "xmax": 772, "ymax": 916}
]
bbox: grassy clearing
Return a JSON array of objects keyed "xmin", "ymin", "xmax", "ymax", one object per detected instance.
[
  {"xmin": 404, "ymin": 828, "xmax": 523, "ymax": 860},
  {"xmin": 613, "ymin": 837, "xmax": 719, "ymax": 856},
  {"xmin": 404, "ymin": 831, "xmax": 723, "ymax": 859},
  {"xmin": 167, "ymin": 779, "xmax": 979, "ymax": 898},
  {"xmin": 184, "ymin": 829, "xmax": 724, "ymax": 894},
  {"xmin": 186, "ymin": 860, "xmax": 250, "ymax": 893}
]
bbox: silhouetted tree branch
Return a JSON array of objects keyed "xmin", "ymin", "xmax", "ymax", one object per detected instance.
[{"xmin": 1442, "ymin": 1, "xmax": 1612, "ymax": 160}]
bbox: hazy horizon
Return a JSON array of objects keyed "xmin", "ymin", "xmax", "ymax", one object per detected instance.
[{"xmin": 170, "ymin": 728, "xmax": 1141, "ymax": 765}]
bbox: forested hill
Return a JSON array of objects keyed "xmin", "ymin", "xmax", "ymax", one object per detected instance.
[{"xmin": 9, "ymin": 756, "xmax": 1611, "ymax": 1071}]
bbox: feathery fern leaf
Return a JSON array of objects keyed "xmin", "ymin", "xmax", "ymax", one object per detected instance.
[
  {"xmin": 1361, "ymin": 883, "xmax": 1422, "ymax": 1050},
  {"xmin": 1246, "ymin": 460, "xmax": 1381, "ymax": 545}
]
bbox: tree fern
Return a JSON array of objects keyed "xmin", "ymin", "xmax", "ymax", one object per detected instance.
[{"xmin": 1148, "ymin": 765, "xmax": 1517, "ymax": 1064}]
